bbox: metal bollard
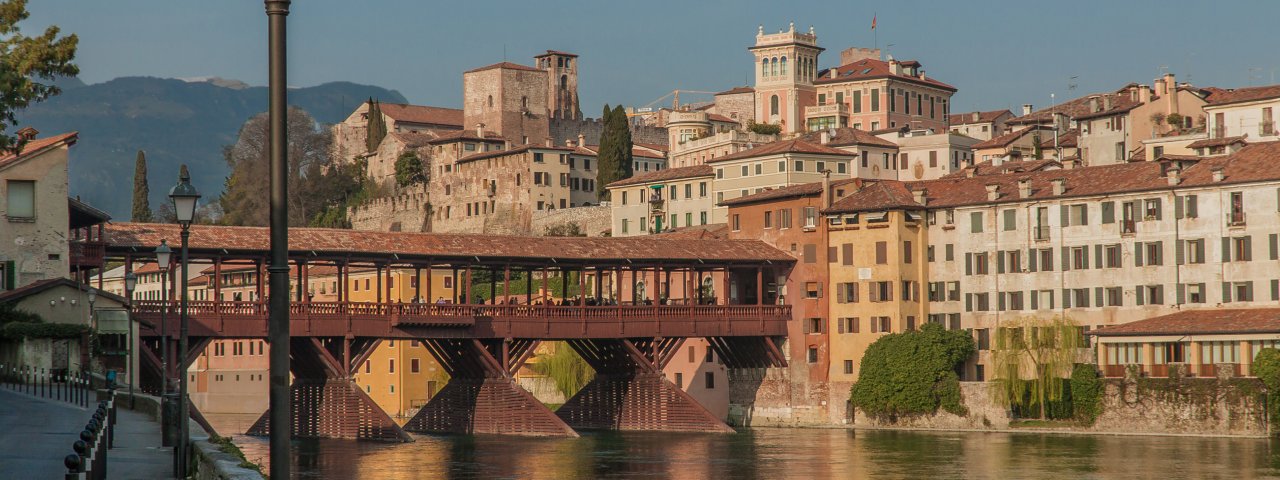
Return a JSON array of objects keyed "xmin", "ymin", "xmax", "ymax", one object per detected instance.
[{"xmin": 79, "ymin": 430, "xmax": 94, "ymax": 480}]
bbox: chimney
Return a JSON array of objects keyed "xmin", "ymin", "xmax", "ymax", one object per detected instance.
[
  {"xmin": 830, "ymin": 68, "xmax": 838, "ymax": 79},
  {"xmin": 819, "ymin": 130, "xmax": 831, "ymax": 144},
  {"xmin": 1164, "ymin": 73, "xmax": 1179, "ymax": 117},
  {"xmin": 565, "ymin": 138, "xmax": 574, "ymax": 147},
  {"xmin": 1167, "ymin": 167, "xmax": 1181, "ymax": 186},
  {"xmin": 475, "ymin": 123, "xmax": 485, "ymax": 137},
  {"xmin": 545, "ymin": 137, "xmax": 553, "ymax": 147},
  {"xmin": 912, "ymin": 188, "xmax": 927, "ymax": 206},
  {"xmin": 1102, "ymin": 96, "xmax": 1111, "ymax": 111},
  {"xmin": 1022, "ymin": 104, "xmax": 1033, "ymax": 116},
  {"xmin": 822, "ymin": 170, "xmax": 833, "ymax": 208},
  {"xmin": 578, "ymin": 133, "xmax": 585, "ymax": 148},
  {"xmin": 889, "ymin": 58, "xmax": 901, "ymax": 75},
  {"xmin": 972, "ymin": 112, "xmax": 981, "ymax": 122},
  {"xmin": 1138, "ymin": 85, "xmax": 1152, "ymax": 104},
  {"xmin": 1212, "ymin": 167, "xmax": 1225, "ymax": 183},
  {"xmin": 918, "ymin": 69, "xmax": 926, "ymax": 80},
  {"xmin": 965, "ymin": 169, "xmax": 976, "ymax": 178},
  {"xmin": 15, "ymin": 127, "xmax": 37, "ymax": 141},
  {"xmin": 985, "ymin": 184, "xmax": 1000, "ymax": 201},
  {"xmin": 1051, "ymin": 178, "xmax": 1066, "ymax": 195},
  {"xmin": 1088, "ymin": 96, "xmax": 1100, "ymax": 112},
  {"xmin": 1018, "ymin": 179, "xmax": 1032, "ymax": 198}
]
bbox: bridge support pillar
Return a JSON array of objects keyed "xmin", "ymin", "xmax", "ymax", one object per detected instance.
[
  {"xmin": 246, "ymin": 338, "xmax": 412, "ymax": 442},
  {"xmin": 405, "ymin": 339, "xmax": 577, "ymax": 437},
  {"xmin": 557, "ymin": 338, "xmax": 734, "ymax": 433}
]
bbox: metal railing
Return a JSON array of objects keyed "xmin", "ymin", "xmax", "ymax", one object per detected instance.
[
  {"xmin": 0, "ymin": 364, "xmax": 93, "ymax": 407},
  {"xmin": 1120, "ymin": 220, "xmax": 1136, "ymax": 235},
  {"xmin": 64, "ymin": 388, "xmax": 117, "ymax": 480}
]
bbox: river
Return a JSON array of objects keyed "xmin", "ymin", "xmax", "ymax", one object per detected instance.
[{"xmin": 207, "ymin": 414, "xmax": 1280, "ymax": 479}]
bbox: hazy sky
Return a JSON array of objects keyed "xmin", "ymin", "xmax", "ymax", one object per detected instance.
[{"xmin": 27, "ymin": 1, "xmax": 1280, "ymax": 116}]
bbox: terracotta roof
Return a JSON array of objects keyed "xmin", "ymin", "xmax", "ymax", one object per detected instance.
[
  {"xmin": 658, "ymin": 224, "xmax": 729, "ymax": 240},
  {"xmin": 1186, "ymin": 136, "xmax": 1247, "ymax": 150},
  {"xmin": 814, "ymin": 58, "xmax": 956, "ymax": 92},
  {"xmin": 940, "ymin": 158, "xmax": 1060, "ymax": 179},
  {"xmin": 1153, "ymin": 154, "xmax": 1202, "ymax": 162},
  {"xmin": 534, "ymin": 50, "xmax": 578, "ymax": 58},
  {"xmin": 0, "ymin": 278, "xmax": 129, "ymax": 307},
  {"xmin": 823, "ymin": 180, "xmax": 922, "ymax": 214},
  {"xmin": 797, "ymin": 127, "xmax": 898, "ymax": 148},
  {"xmin": 1128, "ymin": 148, "xmax": 1147, "ymax": 162},
  {"xmin": 456, "ymin": 144, "xmax": 584, "ymax": 164},
  {"xmin": 103, "ymin": 223, "xmax": 795, "ymax": 264},
  {"xmin": 705, "ymin": 139, "xmax": 854, "ymax": 164},
  {"xmin": 720, "ymin": 178, "xmax": 862, "ymax": 207},
  {"xmin": 1204, "ymin": 84, "xmax": 1280, "ymax": 106},
  {"xmin": 1089, "ymin": 308, "xmax": 1280, "ymax": 337},
  {"xmin": 1037, "ymin": 129, "xmax": 1078, "ymax": 149},
  {"xmin": 582, "ymin": 144, "xmax": 666, "ymax": 160},
  {"xmin": 948, "ymin": 110, "xmax": 1012, "ymax": 126},
  {"xmin": 0, "ymin": 132, "xmax": 78, "ymax": 170},
  {"xmin": 419, "ymin": 129, "xmax": 505, "ymax": 145},
  {"xmin": 378, "ymin": 103, "xmax": 463, "ymax": 127},
  {"xmin": 972, "ymin": 126, "xmax": 1046, "ymax": 150},
  {"xmin": 1008, "ymin": 91, "xmax": 1140, "ymax": 126},
  {"xmin": 464, "ymin": 62, "xmax": 545, "ymax": 74},
  {"xmin": 707, "ymin": 113, "xmax": 739, "ymax": 124},
  {"xmin": 715, "ymin": 86, "xmax": 754, "ymax": 96},
  {"xmin": 607, "ymin": 164, "xmax": 713, "ymax": 188},
  {"xmin": 634, "ymin": 142, "xmax": 669, "ymax": 153}
]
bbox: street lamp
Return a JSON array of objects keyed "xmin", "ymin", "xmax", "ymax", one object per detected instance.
[
  {"xmin": 124, "ymin": 272, "xmax": 137, "ymax": 403},
  {"xmin": 155, "ymin": 240, "xmax": 172, "ymax": 396},
  {"xmin": 168, "ymin": 166, "xmax": 200, "ymax": 477}
]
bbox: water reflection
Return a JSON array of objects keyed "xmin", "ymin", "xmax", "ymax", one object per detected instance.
[{"xmin": 206, "ymin": 415, "xmax": 1280, "ymax": 479}]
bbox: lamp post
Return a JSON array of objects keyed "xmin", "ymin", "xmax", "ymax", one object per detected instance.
[
  {"xmin": 124, "ymin": 272, "xmax": 137, "ymax": 404},
  {"xmin": 168, "ymin": 166, "xmax": 200, "ymax": 477},
  {"xmin": 155, "ymin": 240, "xmax": 172, "ymax": 396},
  {"xmin": 265, "ymin": 2, "xmax": 293, "ymax": 478}
]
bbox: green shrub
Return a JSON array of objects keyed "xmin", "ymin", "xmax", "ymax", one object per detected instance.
[
  {"xmin": 0, "ymin": 322, "xmax": 88, "ymax": 339},
  {"xmin": 746, "ymin": 121, "xmax": 782, "ymax": 135},
  {"xmin": 1070, "ymin": 363, "xmax": 1103, "ymax": 424},
  {"xmin": 1252, "ymin": 348, "xmax": 1280, "ymax": 424},
  {"xmin": 850, "ymin": 323, "xmax": 975, "ymax": 418}
]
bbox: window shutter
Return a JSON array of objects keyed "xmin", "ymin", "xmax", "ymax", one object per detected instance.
[
  {"xmin": 1030, "ymin": 290, "xmax": 1039, "ymax": 310},
  {"xmin": 2, "ymin": 261, "xmax": 13, "ymax": 290},
  {"xmin": 1174, "ymin": 196, "xmax": 1183, "ymax": 219},
  {"xmin": 1081, "ymin": 206, "xmax": 1089, "ymax": 225},
  {"xmin": 838, "ymin": 318, "xmax": 846, "ymax": 334},
  {"xmin": 1155, "ymin": 285, "xmax": 1165, "ymax": 304},
  {"xmin": 1136, "ymin": 286, "xmax": 1145, "ymax": 305},
  {"xmin": 965, "ymin": 253, "xmax": 973, "ymax": 275},
  {"xmin": 1222, "ymin": 237, "xmax": 1232, "ymax": 262},
  {"xmin": 842, "ymin": 244, "xmax": 854, "ymax": 266},
  {"xmin": 871, "ymin": 317, "xmax": 879, "ymax": 333},
  {"xmin": 1243, "ymin": 236, "xmax": 1253, "ymax": 261},
  {"xmin": 1094, "ymin": 244, "xmax": 1103, "ymax": 268},
  {"xmin": 852, "ymin": 318, "xmax": 860, "ymax": 333},
  {"xmin": 818, "ymin": 283, "xmax": 824, "ymax": 298},
  {"xmin": 852, "ymin": 283, "xmax": 860, "ymax": 303},
  {"xmin": 1063, "ymin": 289, "xmax": 1073, "ymax": 308},
  {"xmin": 1176, "ymin": 241, "xmax": 1185, "ymax": 265},
  {"xmin": 1271, "ymin": 234, "xmax": 1279, "ymax": 260},
  {"xmin": 913, "ymin": 282, "xmax": 920, "ymax": 302},
  {"xmin": 965, "ymin": 293, "xmax": 973, "ymax": 312},
  {"xmin": 828, "ymin": 246, "xmax": 838, "ymax": 263},
  {"xmin": 1223, "ymin": 282, "xmax": 1232, "ymax": 303},
  {"xmin": 1028, "ymin": 249, "xmax": 1038, "ymax": 272},
  {"xmin": 1197, "ymin": 240, "xmax": 1206, "ymax": 263},
  {"xmin": 885, "ymin": 282, "xmax": 892, "ymax": 300},
  {"xmin": 1082, "ymin": 246, "xmax": 1090, "ymax": 268},
  {"xmin": 1061, "ymin": 247, "xmax": 1071, "ymax": 271},
  {"xmin": 1102, "ymin": 202, "xmax": 1115, "ymax": 223},
  {"xmin": 1060, "ymin": 205, "xmax": 1069, "ymax": 226},
  {"xmin": 1272, "ymin": 280, "xmax": 1279, "ymax": 301},
  {"xmin": 1176, "ymin": 283, "xmax": 1185, "ymax": 305},
  {"xmin": 997, "ymin": 253, "xmax": 1006, "ymax": 274},
  {"xmin": 1095, "ymin": 287, "xmax": 1104, "ymax": 307},
  {"xmin": 1153, "ymin": 198, "xmax": 1162, "ymax": 220},
  {"xmin": 1134, "ymin": 242, "xmax": 1144, "ymax": 267},
  {"xmin": 837, "ymin": 284, "xmax": 846, "ymax": 303},
  {"xmin": 1187, "ymin": 195, "xmax": 1198, "ymax": 218},
  {"xmin": 997, "ymin": 293, "xmax": 1006, "ymax": 311}
]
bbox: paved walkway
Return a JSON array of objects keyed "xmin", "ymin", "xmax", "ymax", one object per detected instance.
[{"xmin": 0, "ymin": 387, "xmax": 174, "ymax": 479}]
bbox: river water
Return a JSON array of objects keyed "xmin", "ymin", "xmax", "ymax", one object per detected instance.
[{"xmin": 208, "ymin": 415, "xmax": 1280, "ymax": 479}]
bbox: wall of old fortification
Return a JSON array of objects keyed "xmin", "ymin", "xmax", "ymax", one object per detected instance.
[
  {"xmin": 348, "ymin": 187, "xmax": 430, "ymax": 232},
  {"xmin": 550, "ymin": 118, "xmax": 669, "ymax": 147},
  {"xmin": 530, "ymin": 205, "xmax": 611, "ymax": 237}
]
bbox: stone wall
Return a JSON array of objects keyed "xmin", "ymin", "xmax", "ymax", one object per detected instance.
[
  {"xmin": 347, "ymin": 186, "xmax": 430, "ymax": 232},
  {"xmin": 1094, "ymin": 377, "xmax": 1267, "ymax": 436},
  {"xmin": 728, "ymin": 367, "xmax": 847, "ymax": 427},
  {"xmin": 851, "ymin": 382, "xmax": 1012, "ymax": 430},
  {"xmin": 530, "ymin": 205, "xmax": 611, "ymax": 237},
  {"xmin": 549, "ymin": 117, "xmax": 669, "ymax": 147}
]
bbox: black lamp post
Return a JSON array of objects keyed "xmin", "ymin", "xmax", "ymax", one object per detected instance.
[
  {"xmin": 168, "ymin": 166, "xmax": 200, "ymax": 477},
  {"xmin": 124, "ymin": 272, "xmax": 137, "ymax": 403},
  {"xmin": 155, "ymin": 240, "xmax": 172, "ymax": 396}
]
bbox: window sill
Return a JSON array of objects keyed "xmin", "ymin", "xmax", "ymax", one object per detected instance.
[{"xmin": 5, "ymin": 216, "xmax": 35, "ymax": 223}]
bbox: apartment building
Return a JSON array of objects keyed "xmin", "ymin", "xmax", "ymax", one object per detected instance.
[
  {"xmin": 707, "ymin": 139, "xmax": 855, "ymax": 221},
  {"xmin": 607, "ymin": 165, "xmax": 715, "ymax": 236},
  {"xmin": 1203, "ymin": 84, "xmax": 1280, "ymax": 141},
  {"xmin": 948, "ymin": 110, "xmax": 1014, "ymax": 141}
]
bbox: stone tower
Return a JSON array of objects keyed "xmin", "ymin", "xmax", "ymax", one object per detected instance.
[
  {"xmin": 462, "ymin": 62, "xmax": 551, "ymax": 145},
  {"xmin": 751, "ymin": 23, "xmax": 823, "ymax": 134},
  {"xmin": 535, "ymin": 50, "xmax": 582, "ymax": 120}
]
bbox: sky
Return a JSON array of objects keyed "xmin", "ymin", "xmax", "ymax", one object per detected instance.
[{"xmin": 27, "ymin": 0, "xmax": 1280, "ymax": 117}]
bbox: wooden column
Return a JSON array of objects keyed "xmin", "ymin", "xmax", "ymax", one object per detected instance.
[
  {"xmin": 464, "ymin": 265, "xmax": 473, "ymax": 304},
  {"xmin": 301, "ymin": 261, "xmax": 310, "ymax": 303},
  {"xmin": 376, "ymin": 264, "xmax": 383, "ymax": 304},
  {"xmin": 578, "ymin": 266, "xmax": 585, "ymax": 306},
  {"xmin": 541, "ymin": 268, "xmax": 548, "ymax": 303},
  {"xmin": 424, "ymin": 264, "xmax": 433, "ymax": 303},
  {"xmin": 721, "ymin": 267, "xmax": 731, "ymax": 306},
  {"xmin": 560, "ymin": 268, "xmax": 568, "ymax": 302},
  {"xmin": 489, "ymin": 268, "xmax": 497, "ymax": 304},
  {"xmin": 213, "ymin": 258, "xmax": 222, "ymax": 302},
  {"xmin": 451, "ymin": 267, "xmax": 459, "ymax": 303},
  {"xmin": 526, "ymin": 268, "xmax": 532, "ymax": 303},
  {"xmin": 594, "ymin": 268, "xmax": 603, "ymax": 301},
  {"xmin": 255, "ymin": 259, "xmax": 264, "ymax": 302},
  {"xmin": 503, "ymin": 266, "xmax": 510, "ymax": 303},
  {"xmin": 415, "ymin": 266, "xmax": 422, "ymax": 302},
  {"xmin": 756, "ymin": 267, "xmax": 764, "ymax": 305}
]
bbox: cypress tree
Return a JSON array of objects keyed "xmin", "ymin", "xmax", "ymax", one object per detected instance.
[
  {"xmin": 130, "ymin": 150, "xmax": 152, "ymax": 222},
  {"xmin": 595, "ymin": 104, "xmax": 633, "ymax": 200},
  {"xmin": 366, "ymin": 98, "xmax": 387, "ymax": 152}
]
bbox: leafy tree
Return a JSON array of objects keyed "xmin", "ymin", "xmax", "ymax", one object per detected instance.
[
  {"xmin": 595, "ymin": 104, "xmax": 633, "ymax": 200},
  {"xmin": 365, "ymin": 98, "xmax": 386, "ymax": 152},
  {"xmin": 219, "ymin": 107, "xmax": 361, "ymax": 227},
  {"xmin": 747, "ymin": 121, "xmax": 782, "ymax": 135},
  {"xmin": 543, "ymin": 222, "xmax": 584, "ymax": 237},
  {"xmin": 527, "ymin": 342, "xmax": 594, "ymax": 400},
  {"xmin": 131, "ymin": 150, "xmax": 152, "ymax": 222},
  {"xmin": 990, "ymin": 316, "xmax": 1085, "ymax": 419},
  {"xmin": 0, "ymin": 0, "xmax": 78, "ymax": 153},
  {"xmin": 394, "ymin": 151, "xmax": 426, "ymax": 188},
  {"xmin": 1164, "ymin": 113, "xmax": 1184, "ymax": 129},
  {"xmin": 850, "ymin": 323, "xmax": 975, "ymax": 418},
  {"xmin": 1253, "ymin": 348, "xmax": 1280, "ymax": 424},
  {"xmin": 1070, "ymin": 363, "xmax": 1102, "ymax": 424}
]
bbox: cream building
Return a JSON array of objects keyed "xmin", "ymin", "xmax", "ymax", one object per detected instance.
[
  {"xmin": 948, "ymin": 110, "xmax": 1014, "ymax": 141},
  {"xmin": 1203, "ymin": 84, "xmax": 1280, "ymax": 141},
  {"xmin": 607, "ymin": 165, "xmax": 715, "ymax": 236},
  {"xmin": 1, "ymin": 131, "xmax": 77, "ymax": 289},
  {"xmin": 708, "ymin": 139, "xmax": 855, "ymax": 222}
]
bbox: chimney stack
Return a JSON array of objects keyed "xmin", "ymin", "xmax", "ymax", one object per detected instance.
[
  {"xmin": 475, "ymin": 123, "xmax": 485, "ymax": 138},
  {"xmin": 820, "ymin": 130, "xmax": 831, "ymax": 144},
  {"xmin": 972, "ymin": 112, "xmax": 981, "ymax": 122},
  {"xmin": 965, "ymin": 169, "xmax": 976, "ymax": 178},
  {"xmin": 1022, "ymin": 104, "xmax": 1033, "ymax": 116},
  {"xmin": 1138, "ymin": 85, "xmax": 1152, "ymax": 104},
  {"xmin": 1051, "ymin": 178, "xmax": 1066, "ymax": 195},
  {"xmin": 913, "ymin": 188, "xmax": 928, "ymax": 206},
  {"xmin": 545, "ymin": 137, "xmax": 553, "ymax": 147},
  {"xmin": 1164, "ymin": 73, "xmax": 1179, "ymax": 117},
  {"xmin": 1212, "ymin": 167, "xmax": 1225, "ymax": 183},
  {"xmin": 1088, "ymin": 96, "xmax": 1100, "ymax": 112},
  {"xmin": 889, "ymin": 57, "xmax": 901, "ymax": 75},
  {"xmin": 985, "ymin": 184, "xmax": 1000, "ymax": 201},
  {"xmin": 578, "ymin": 133, "xmax": 586, "ymax": 148},
  {"xmin": 1018, "ymin": 179, "xmax": 1032, "ymax": 198},
  {"xmin": 1167, "ymin": 167, "xmax": 1181, "ymax": 186},
  {"xmin": 822, "ymin": 170, "xmax": 833, "ymax": 208},
  {"xmin": 1102, "ymin": 96, "xmax": 1111, "ymax": 111}
]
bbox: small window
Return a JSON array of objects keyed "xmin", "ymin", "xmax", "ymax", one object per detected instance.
[{"xmin": 5, "ymin": 180, "xmax": 35, "ymax": 219}]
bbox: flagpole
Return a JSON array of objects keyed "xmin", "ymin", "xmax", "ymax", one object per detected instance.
[{"xmin": 873, "ymin": 13, "xmax": 878, "ymax": 50}]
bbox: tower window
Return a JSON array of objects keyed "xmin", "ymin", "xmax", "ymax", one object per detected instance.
[{"xmin": 771, "ymin": 95, "xmax": 780, "ymax": 116}]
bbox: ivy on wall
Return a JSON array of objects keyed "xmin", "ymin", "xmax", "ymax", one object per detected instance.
[{"xmin": 849, "ymin": 323, "xmax": 974, "ymax": 418}]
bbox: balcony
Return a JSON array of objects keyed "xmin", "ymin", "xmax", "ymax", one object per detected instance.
[
  {"xmin": 1120, "ymin": 220, "xmax": 1136, "ymax": 235},
  {"xmin": 1261, "ymin": 121, "xmax": 1276, "ymax": 137},
  {"xmin": 1228, "ymin": 211, "xmax": 1246, "ymax": 227},
  {"xmin": 1033, "ymin": 226, "xmax": 1050, "ymax": 242},
  {"xmin": 69, "ymin": 240, "xmax": 106, "ymax": 269},
  {"xmin": 804, "ymin": 103, "xmax": 848, "ymax": 119}
]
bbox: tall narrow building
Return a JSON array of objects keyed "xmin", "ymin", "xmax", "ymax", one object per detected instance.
[{"xmin": 751, "ymin": 23, "xmax": 823, "ymax": 134}]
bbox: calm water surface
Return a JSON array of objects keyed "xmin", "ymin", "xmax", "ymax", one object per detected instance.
[{"xmin": 208, "ymin": 414, "xmax": 1280, "ymax": 479}]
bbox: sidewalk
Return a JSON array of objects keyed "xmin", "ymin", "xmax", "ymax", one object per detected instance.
[{"xmin": 0, "ymin": 387, "xmax": 174, "ymax": 479}]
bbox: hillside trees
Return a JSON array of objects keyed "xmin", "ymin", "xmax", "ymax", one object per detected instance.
[
  {"xmin": 0, "ymin": 0, "xmax": 79, "ymax": 152},
  {"xmin": 131, "ymin": 150, "xmax": 152, "ymax": 222},
  {"xmin": 595, "ymin": 104, "xmax": 632, "ymax": 200}
]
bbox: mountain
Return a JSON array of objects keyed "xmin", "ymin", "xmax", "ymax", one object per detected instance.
[{"xmin": 15, "ymin": 76, "xmax": 407, "ymax": 219}]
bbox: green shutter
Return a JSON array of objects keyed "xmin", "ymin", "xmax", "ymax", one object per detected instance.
[
  {"xmin": 1187, "ymin": 195, "xmax": 1197, "ymax": 218},
  {"xmin": 1101, "ymin": 202, "xmax": 1115, "ymax": 223},
  {"xmin": 1134, "ymin": 242, "xmax": 1144, "ymax": 267},
  {"xmin": 1030, "ymin": 290, "xmax": 1039, "ymax": 310},
  {"xmin": 3, "ymin": 260, "xmax": 13, "ymax": 290},
  {"xmin": 1176, "ymin": 283, "xmax": 1185, "ymax": 305},
  {"xmin": 1095, "ymin": 244, "xmax": 1103, "ymax": 268},
  {"xmin": 1061, "ymin": 247, "xmax": 1070, "ymax": 271},
  {"xmin": 1136, "ymin": 286, "xmax": 1145, "ymax": 305},
  {"xmin": 1174, "ymin": 196, "xmax": 1184, "ymax": 219},
  {"xmin": 1223, "ymin": 282, "xmax": 1233, "ymax": 303},
  {"xmin": 1060, "ymin": 205, "xmax": 1070, "ymax": 226},
  {"xmin": 1222, "ymin": 237, "xmax": 1232, "ymax": 262},
  {"xmin": 965, "ymin": 253, "xmax": 973, "ymax": 275},
  {"xmin": 1028, "ymin": 249, "xmax": 1038, "ymax": 272},
  {"xmin": 997, "ymin": 252, "xmax": 1006, "ymax": 274},
  {"xmin": 1176, "ymin": 240, "xmax": 1185, "ymax": 265},
  {"xmin": 1095, "ymin": 287, "xmax": 1104, "ymax": 307}
]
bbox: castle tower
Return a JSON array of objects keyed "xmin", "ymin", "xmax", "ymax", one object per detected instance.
[
  {"xmin": 535, "ymin": 50, "xmax": 582, "ymax": 120},
  {"xmin": 462, "ymin": 62, "xmax": 550, "ymax": 145},
  {"xmin": 751, "ymin": 23, "xmax": 823, "ymax": 134}
]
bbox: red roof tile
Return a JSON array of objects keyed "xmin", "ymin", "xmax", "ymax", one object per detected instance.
[
  {"xmin": 720, "ymin": 178, "xmax": 863, "ymax": 207},
  {"xmin": 715, "ymin": 86, "xmax": 754, "ymax": 96},
  {"xmin": 1089, "ymin": 308, "xmax": 1280, "ymax": 337},
  {"xmin": 464, "ymin": 62, "xmax": 545, "ymax": 74},
  {"xmin": 534, "ymin": 50, "xmax": 578, "ymax": 58},
  {"xmin": 705, "ymin": 139, "xmax": 854, "ymax": 164},
  {"xmin": 797, "ymin": 127, "xmax": 898, "ymax": 148},
  {"xmin": 941, "ymin": 158, "xmax": 1061, "ymax": 179},
  {"xmin": 1037, "ymin": 129, "xmax": 1078, "ymax": 149},
  {"xmin": 948, "ymin": 110, "xmax": 1012, "ymax": 126},
  {"xmin": 823, "ymin": 180, "xmax": 922, "ymax": 214},
  {"xmin": 707, "ymin": 113, "xmax": 739, "ymax": 124},
  {"xmin": 0, "ymin": 132, "xmax": 77, "ymax": 170},
  {"xmin": 972, "ymin": 126, "xmax": 1047, "ymax": 150},
  {"xmin": 379, "ymin": 103, "xmax": 463, "ymax": 127},
  {"xmin": 456, "ymin": 144, "xmax": 583, "ymax": 164},
  {"xmin": 815, "ymin": 58, "xmax": 956, "ymax": 91},
  {"xmin": 607, "ymin": 164, "xmax": 713, "ymax": 188},
  {"xmin": 1186, "ymin": 136, "xmax": 1247, "ymax": 149},
  {"xmin": 103, "ymin": 223, "xmax": 795, "ymax": 264},
  {"xmin": 1008, "ymin": 91, "xmax": 1139, "ymax": 126},
  {"xmin": 1204, "ymin": 84, "xmax": 1280, "ymax": 106}
]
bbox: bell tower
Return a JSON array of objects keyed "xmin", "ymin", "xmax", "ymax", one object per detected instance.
[
  {"xmin": 535, "ymin": 50, "xmax": 582, "ymax": 120},
  {"xmin": 750, "ymin": 23, "xmax": 823, "ymax": 134}
]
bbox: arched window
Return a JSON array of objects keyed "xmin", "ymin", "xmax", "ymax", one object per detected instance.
[
  {"xmin": 487, "ymin": 95, "xmax": 493, "ymax": 108},
  {"xmin": 761, "ymin": 59, "xmax": 768, "ymax": 76},
  {"xmin": 770, "ymin": 57, "xmax": 778, "ymax": 76},
  {"xmin": 560, "ymin": 75, "xmax": 568, "ymax": 89},
  {"xmin": 780, "ymin": 56, "xmax": 787, "ymax": 76},
  {"xmin": 770, "ymin": 95, "xmax": 780, "ymax": 116}
]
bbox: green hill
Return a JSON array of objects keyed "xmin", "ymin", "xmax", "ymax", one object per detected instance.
[{"xmin": 15, "ymin": 76, "xmax": 407, "ymax": 219}]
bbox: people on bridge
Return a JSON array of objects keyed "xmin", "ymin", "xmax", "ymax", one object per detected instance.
[{"xmin": 436, "ymin": 297, "xmax": 446, "ymax": 304}]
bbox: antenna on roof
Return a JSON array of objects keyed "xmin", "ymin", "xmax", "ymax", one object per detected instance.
[{"xmin": 1068, "ymin": 75, "xmax": 1078, "ymax": 91}]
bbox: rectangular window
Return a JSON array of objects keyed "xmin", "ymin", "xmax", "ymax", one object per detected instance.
[
  {"xmin": 970, "ymin": 211, "xmax": 984, "ymax": 233},
  {"xmin": 805, "ymin": 282, "xmax": 820, "ymax": 299},
  {"xmin": 732, "ymin": 214, "xmax": 741, "ymax": 231},
  {"xmin": 870, "ymin": 88, "xmax": 880, "ymax": 111},
  {"xmin": 1002, "ymin": 209, "xmax": 1016, "ymax": 231},
  {"xmin": 844, "ymin": 360, "xmax": 854, "ymax": 375},
  {"xmin": 5, "ymin": 180, "xmax": 35, "ymax": 219},
  {"xmin": 411, "ymin": 358, "xmax": 420, "ymax": 373},
  {"xmin": 875, "ymin": 241, "xmax": 888, "ymax": 264},
  {"xmin": 705, "ymin": 371, "xmax": 715, "ymax": 389},
  {"xmin": 803, "ymin": 207, "xmax": 818, "ymax": 228}
]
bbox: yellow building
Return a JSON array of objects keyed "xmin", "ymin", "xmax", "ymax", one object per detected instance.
[{"xmin": 823, "ymin": 181, "xmax": 928, "ymax": 382}]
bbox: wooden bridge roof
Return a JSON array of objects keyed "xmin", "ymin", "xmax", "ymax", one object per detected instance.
[{"xmin": 104, "ymin": 223, "xmax": 794, "ymax": 266}]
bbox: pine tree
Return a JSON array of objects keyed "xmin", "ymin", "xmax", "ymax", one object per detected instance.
[
  {"xmin": 130, "ymin": 150, "xmax": 152, "ymax": 222},
  {"xmin": 595, "ymin": 104, "xmax": 633, "ymax": 200},
  {"xmin": 365, "ymin": 98, "xmax": 386, "ymax": 152},
  {"xmin": 0, "ymin": 0, "xmax": 79, "ymax": 153}
]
